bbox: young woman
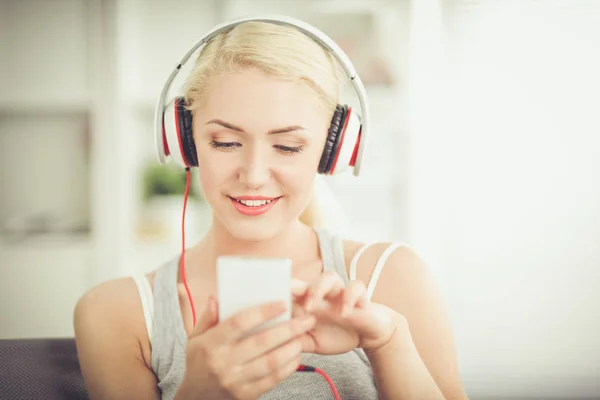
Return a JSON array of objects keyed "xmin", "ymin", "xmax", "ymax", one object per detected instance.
[{"xmin": 74, "ymin": 18, "xmax": 467, "ymax": 400}]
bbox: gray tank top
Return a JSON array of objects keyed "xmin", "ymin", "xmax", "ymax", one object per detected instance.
[{"xmin": 149, "ymin": 228, "xmax": 379, "ymax": 399}]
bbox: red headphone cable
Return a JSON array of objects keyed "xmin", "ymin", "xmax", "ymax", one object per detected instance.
[
  {"xmin": 297, "ymin": 365, "xmax": 341, "ymax": 399},
  {"xmin": 179, "ymin": 168, "xmax": 340, "ymax": 400},
  {"xmin": 180, "ymin": 168, "xmax": 197, "ymax": 327}
]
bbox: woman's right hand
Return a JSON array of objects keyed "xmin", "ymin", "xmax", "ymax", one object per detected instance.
[{"xmin": 177, "ymin": 296, "xmax": 316, "ymax": 400}]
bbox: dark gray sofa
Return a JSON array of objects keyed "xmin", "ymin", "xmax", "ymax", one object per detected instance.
[{"xmin": 0, "ymin": 338, "xmax": 88, "ymax": 399}]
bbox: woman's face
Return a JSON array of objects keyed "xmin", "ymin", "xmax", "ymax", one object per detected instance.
[{"xmin": 192, "ymin": 68, "xmax": 331, "ymax": 241}]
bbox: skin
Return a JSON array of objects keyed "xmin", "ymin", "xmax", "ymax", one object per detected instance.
[{"xmin": 74, "ymin": 67, "xmax": 468, "ymax": 400}]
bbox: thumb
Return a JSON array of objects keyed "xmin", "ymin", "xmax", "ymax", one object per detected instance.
[{"xmin": 191, "ymin": 296, "xmax": 219, "ymax": 336}]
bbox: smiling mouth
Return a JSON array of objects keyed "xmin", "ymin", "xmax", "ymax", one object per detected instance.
[
  {"xmin": 227, "ymin": 195, "xmax": 282, "ymax": 216},
  {"xmin": 228, "ymin": 196, "xmax": 282, "ymax": 207}
]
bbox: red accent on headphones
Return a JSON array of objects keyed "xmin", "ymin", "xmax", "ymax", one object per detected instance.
[
  {"xmin": 174, "ymin": 99, "xmax": 189, "ymax": 168},
  {"xmin": 162, "ymin": 123, "xmax": 170, "ymax": 157},
  {"xmin": 349, "ymin": 129, "xmax": 361, "ymax": 167},
  {"xmin": 329, "ymin": 108, "xmax": 352, "ymax": 174}
]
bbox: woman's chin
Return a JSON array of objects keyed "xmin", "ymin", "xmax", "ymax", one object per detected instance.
[
  {"xmin": 223, "ymin": 218, "xmax": 287, "ymax": 242},
  {"xmin": 210, "ymin": 200, "xmax": 303, "ymax": 243}
]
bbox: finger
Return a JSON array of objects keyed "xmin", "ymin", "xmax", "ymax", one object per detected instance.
[
  {"xmin": 214, "ymin": 301, "xmax": 289, "ymax": 343},
  {"xmin": 356, "ymin": 291, "xmax": 370, "ymax": 308},
  {"xmin": 233, "ymin": 314, "xmax": 315, "ymax": 363},
  {"xmin": 290, "ymin": 300, "xmax": 307, "ymax": 318},
  {"xmin": 295, "ymin": 331, "xmax": 317, "ymax": 354},
  {"xmin": 238, "ymin": 349, "xmax": 302, "ymax": 398},
  {"xmin": 292, "ymin": 278, "xmax": 344, "ymax": 312},
  {"xmin": 304, "ymin": 271, "xmax": 345, "ymax": 311},
  {"xmin": 237, "ymin": 337, "xmax": 303, "ymax": 382},
  {"xmin": 341, "ymin": 280, "xmax": 367, "ymax": 317},
  {"xmin": 291, "ymin": 279, "xmax": 310, "ymax": 297}
]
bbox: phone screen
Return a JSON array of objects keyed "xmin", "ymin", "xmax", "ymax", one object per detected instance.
[{"xmin": 217, "ymin": 256, "xmax": 292, "ymax": 337}]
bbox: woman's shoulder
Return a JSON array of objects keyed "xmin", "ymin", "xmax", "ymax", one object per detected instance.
[
  {"xmin": 73, "ymin": 274, "xmax": 161, "ymax": 397},
  {"xmin": 339, "ymin": 236, "xmax": 425, "ymax": 296},
  {"xmin": 75, "ymin": 270, "xmax": 157, "ymax": 319},
  {"xmin": 75, "ymin": 276, "xmax": 144, "ymax": 323},
  {"xmin": 339, "ymin": 236, "xmax": 443, "ymax": 341},
  {"xmin": 74, "ymin": 273, "xmax": 155, "ymax": 368},
  {"xmin": 341, "ymin": 235, "xmax": 415, "ymax": 265}
]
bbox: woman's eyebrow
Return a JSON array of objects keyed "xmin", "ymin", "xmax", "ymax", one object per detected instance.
[
  {"xmin": 268, "ymin": 125, "xmax": 308, "ymax": 135},
  {"xmin": 206, "ymin": 119, "xmax": 244, "ymax": 132},
  {"xmin": 206, "ymin": 119, "xmax": 309, "ymax": 135}
]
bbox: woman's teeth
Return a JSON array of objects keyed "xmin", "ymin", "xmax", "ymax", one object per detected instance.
[{"xmin": 236, "ymin": 199, "xmax": 273, "ymax": 207}]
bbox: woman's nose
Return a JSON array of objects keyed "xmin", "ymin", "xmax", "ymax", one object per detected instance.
[{"xmin": 238, "ymin": 149, "xmax": 271, "ymax": 189}]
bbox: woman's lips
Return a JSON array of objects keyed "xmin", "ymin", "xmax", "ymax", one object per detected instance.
[{"xmin": 228, "ymin": 195, "xmax": 281, "ymax": 216}]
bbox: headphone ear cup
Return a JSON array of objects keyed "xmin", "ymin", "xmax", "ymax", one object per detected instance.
[
  {"xmin": 328, "ymin": 106, "xmax": 362, "ymax": 175},
  {"xmin": 175, "ymin": 97, "xmax": 198, "ymax": 167},
  {"xmin": 163, "ymin": 97, "xmax": 197, "ymax": 168},
  {"xmin": 318, "ymin": 105, "xmax": 348, "ymax": 174}
]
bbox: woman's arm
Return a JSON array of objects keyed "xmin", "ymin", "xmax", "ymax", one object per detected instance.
[
  {"xmin": 349, "ymin": 242, "xmax": 468, "ymax": 400},
  {"xmin": 73, "ymin": 279, "xmax": 161, "ymax": 400},
  {"xmin": 366, "ymin": 317, "xmax": 446, "ymax": 400}
]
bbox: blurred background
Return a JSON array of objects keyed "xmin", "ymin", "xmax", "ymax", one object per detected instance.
[{"xmin": 1, "ymin": 0, "xmax": 599, "ymax": 398}]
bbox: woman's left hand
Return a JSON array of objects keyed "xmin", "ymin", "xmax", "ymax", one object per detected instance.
[{"xmin": 292, "ymin": 271, "xmax": 405, "ymax": 356}]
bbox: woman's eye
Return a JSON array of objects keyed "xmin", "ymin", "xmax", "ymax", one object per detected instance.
[
  {"xmin": 209, "ymin": 141, "xmax": 240, "ymax": 151},
  {"xmin": 210, "ymin": 141, "xmax": 302, "ymax": 155},
  {"xmin": 275, "ymin": 145, "xmax": 303, "ymax": 155}
]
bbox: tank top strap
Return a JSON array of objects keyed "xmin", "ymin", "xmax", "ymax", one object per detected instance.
[
  {"xmin": 131, "ymin": 273, "xmax": 154, "ymax": 343},
  {"xmin": 314, "ymin": 227, "xmax": 350, "ymax": 285}
]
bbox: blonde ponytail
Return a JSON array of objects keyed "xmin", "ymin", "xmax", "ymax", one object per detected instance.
[
  {"xmin": 299, "ymin": 195, "xmax": 324, "ymax": 228},
  {"xmin": 299, "ymin": 175, "xmax": 352, "ymax": 236}
]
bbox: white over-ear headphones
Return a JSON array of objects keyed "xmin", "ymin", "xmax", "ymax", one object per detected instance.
[{"xmin": 154, "ymin": 15, "xmax": 370, "ymax": 176}]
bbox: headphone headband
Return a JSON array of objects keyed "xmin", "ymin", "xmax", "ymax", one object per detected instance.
[{"xmin": 154, "ymin": 15, "xmax": 369, "ymax": 176}]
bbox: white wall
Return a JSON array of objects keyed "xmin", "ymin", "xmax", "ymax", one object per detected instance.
[{"xmin": 408, "ymin": 0, "xmax": 600, "ymax": 397}]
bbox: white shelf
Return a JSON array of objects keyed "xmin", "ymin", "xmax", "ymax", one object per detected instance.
[
  {"xmin": 0, "ymin": 98, "xmax": 90, "ymax": 115},
  {"xmin": 0, "ymin": 233, "xmax": 92, "ymax": 251},
  {"xmin": 0, "ymin": 234, "xmax": 94, "ymax": 264}
]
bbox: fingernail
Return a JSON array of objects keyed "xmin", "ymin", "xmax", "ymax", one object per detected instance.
[{"xmin": 292, "ymin": 279, "xmax": 308, "ymax": 291}]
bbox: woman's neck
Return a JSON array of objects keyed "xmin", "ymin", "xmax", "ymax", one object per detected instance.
[{"xmin": 187, "ymin": 219, "xmax": 320, "ymax": 276}]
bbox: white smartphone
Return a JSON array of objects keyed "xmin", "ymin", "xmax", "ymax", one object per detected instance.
[{"xmin": 217, "ymin": 256, "xmax": 292, "ymax": 337}]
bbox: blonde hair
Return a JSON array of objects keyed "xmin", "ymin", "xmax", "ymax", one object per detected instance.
[
  {"xmin": 184, "ymin": 21, "xmax": 340, "ymax": 115},
  {"xmin": 183, "ymin": 21, "xmax": 345, "ymax": 229}
]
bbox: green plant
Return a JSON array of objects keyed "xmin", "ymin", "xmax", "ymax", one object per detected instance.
[{"xmin": 141, "ymin": 163, "xmax": 204, "ymax": 202}]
